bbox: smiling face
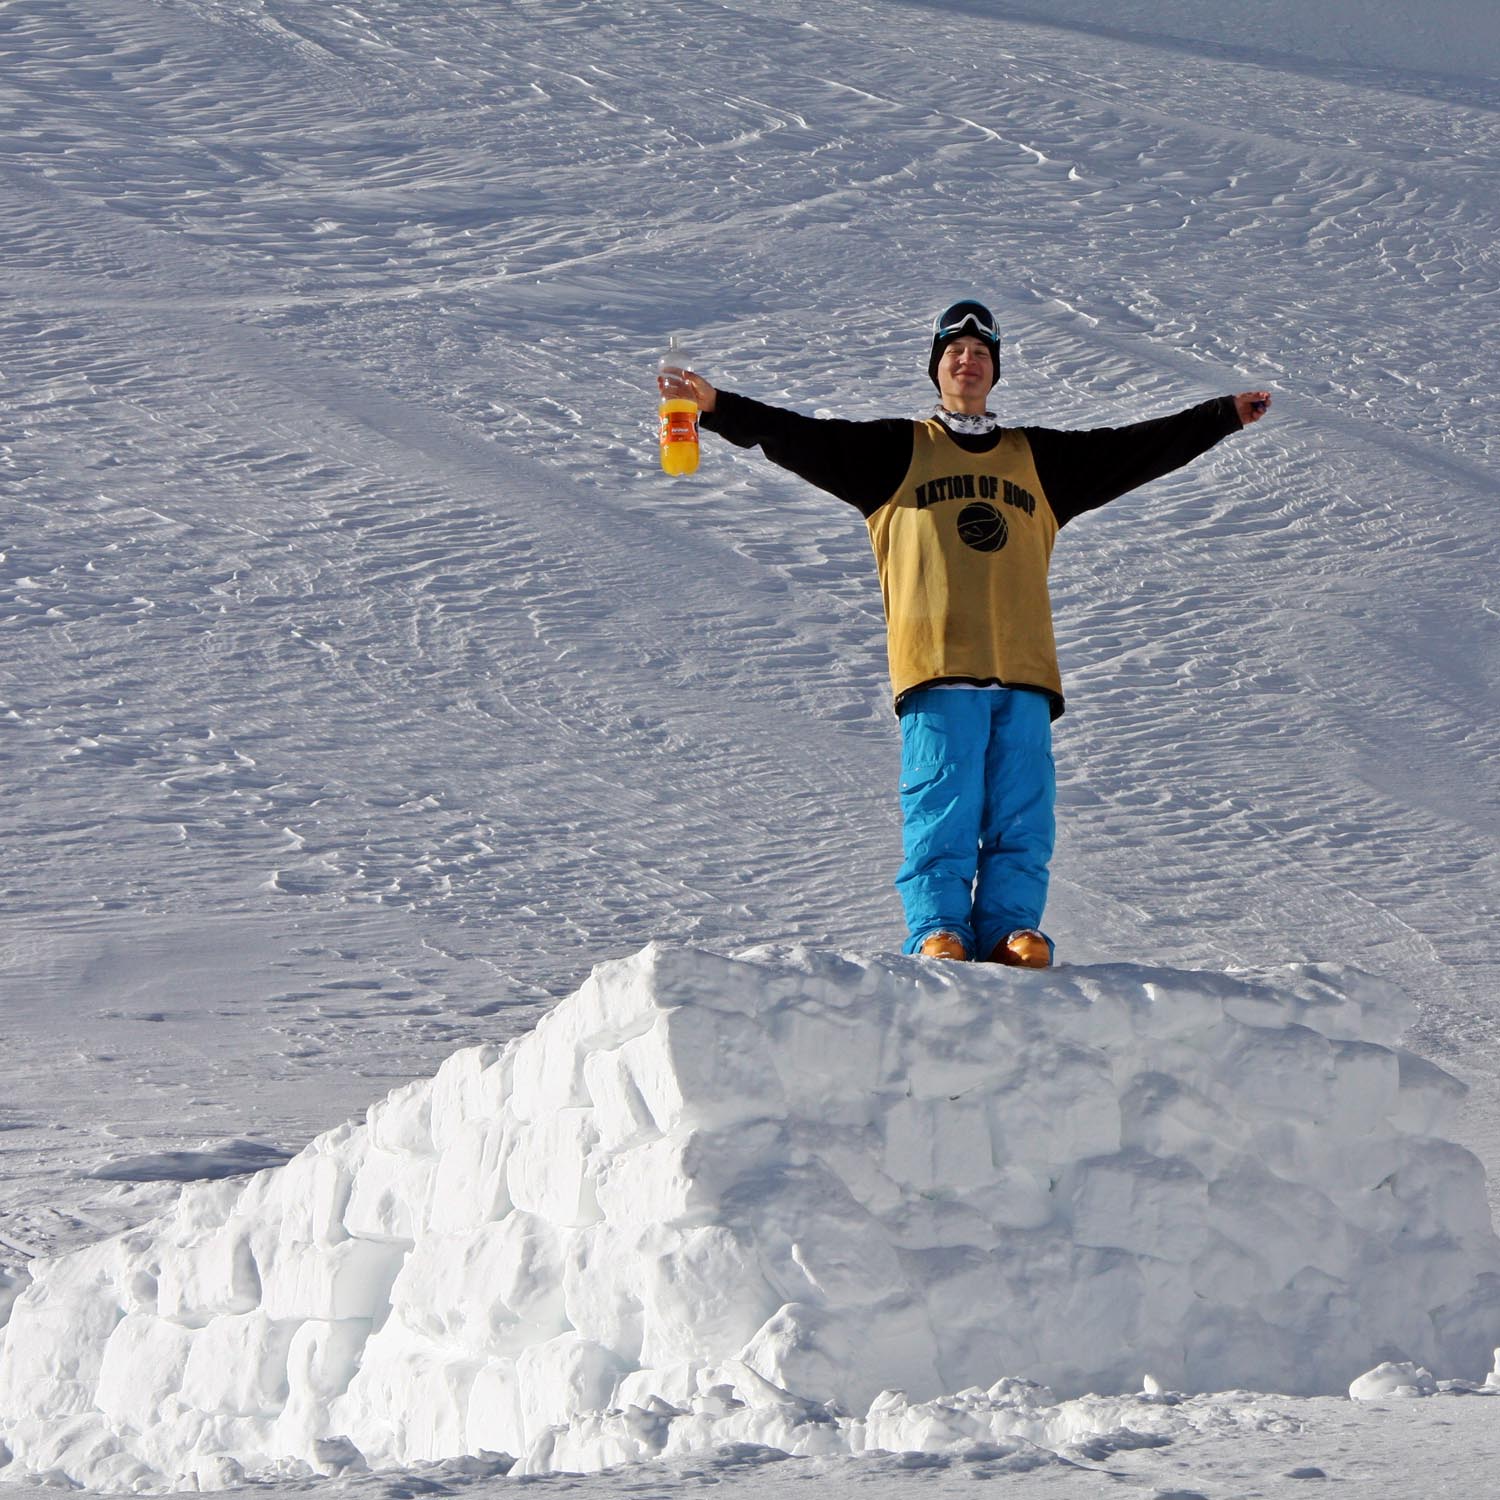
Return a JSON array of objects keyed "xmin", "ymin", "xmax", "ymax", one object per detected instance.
[{"xmin": 935, "ymin": 335, "xmax": 996, "ymax": 414}]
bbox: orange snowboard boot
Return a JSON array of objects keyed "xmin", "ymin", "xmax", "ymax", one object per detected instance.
[
  {"xmin": 918, "ymin": 930, "xmax": 969, "ymax": 961},
  {"xmin": 989, "ymin": 928, "xmax": 1052, "ymax": 968}
]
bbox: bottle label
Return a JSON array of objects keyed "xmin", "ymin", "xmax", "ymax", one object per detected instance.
[{"xmin": 660, "ymin": 409, "xmax": 698, "ymax": 445}]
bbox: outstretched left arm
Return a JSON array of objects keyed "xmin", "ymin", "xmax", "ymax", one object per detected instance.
[
  {"xmin": 1027, "ymin": 391, "xmax": 1272, "ymax": 528},
  {"xmin": 1026, "ymin": 396, "xmax": 1236, "ymax": 527}
]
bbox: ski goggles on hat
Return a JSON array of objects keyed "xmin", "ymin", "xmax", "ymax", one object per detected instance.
[{"xmin": 932, "ymin": 302, "xmax": 999, "ymax": 342}]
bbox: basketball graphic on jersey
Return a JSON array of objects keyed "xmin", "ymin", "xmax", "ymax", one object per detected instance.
[{"xmin": 957, "ymin": 501, "xmax": 1008, "ymax": 553}]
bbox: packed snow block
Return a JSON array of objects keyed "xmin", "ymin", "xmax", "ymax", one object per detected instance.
[
  {"xmin": 1069, "ymin": 1149, "xmax": 1214, "ymax": 1262},
  {"xmin": 272, "ymin": 1317, "xmax": 370, "ymax": 1461},
  {"xmin": 464, "ymin": 1358, "xmax": 525, "ymax": 1456},
  {"xmin": 0, "ymin": 1248, "xmax": 127, "ymax": 1418},
  {"xmin": 560, "ymin": 1222, "xmax": 776, "ymax": 1368},
  {"xmin": 426, "ymin": 1118, "xmax": 515, "ymax": 1233},
  {"xmin": 257, "ymin": 1235, "xmax": 406, "ymax": 1323},
  {"xmin": 582, "ymin": 1046, "xmax": 661, "ymax": 1151},
  {"xmin": 390, "ymin": 1216, "xmax": 569, "ymax": 1354},
  {"xmin": 229, "ymin": 1132, "xmax": 358, "ymax": 1249},
  {"xmin": 507, "ymin": 1107, "xmax": 602, "ymax": 1225},
  {"xmin": 179, "ymin": 1311, "xmax": 296, "ymax": 1417},
  {"xmin": 515, "ymin": 1332, "xmax": 627, "ymax": 1440},
  {"xmin": 343, "ymin": 1142, "xmax": 437, "ymax": 1243},
  {"xmin": 333, "ymin": 1320, "xmax": 479, "ymax": 1464},
  {"xmin": 426, "ymin": 1043, "xmax": 509, "ymax": 1153},
  {"xmin": 2, "ymin": 943, "xmax": 1500, "ymax": 1490},
  {"xmin": 591, "ymin": 1117, "xmax": 787, "ymax": 1228},
  {"xmin": 155, "ymin": 1221, "xmax": 262, "ymax": 1323},
  {"xmin": 366, "ymin": 1078, "xmax": 434, "ymax": 1156},
  {"xmin": 617, "ymin": 1005, "xmax": 787, "ymax": 1133},
  {"xmin": 94, "ymin": 1315, "xmax": 194, "ymax": 1432},
  {"xmin": 509, "ymin": 1010, "xmax": 594, "ymax": 1121}
]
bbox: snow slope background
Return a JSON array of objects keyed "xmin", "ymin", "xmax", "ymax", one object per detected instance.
[{"xmin": 2, "ymin": 0, "xmax": 1498, "ymax": 1494}]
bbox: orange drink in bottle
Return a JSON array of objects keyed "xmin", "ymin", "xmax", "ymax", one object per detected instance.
[{"xmin": 657, "ymin": 338, "xmax": 699, "ymax": 476}]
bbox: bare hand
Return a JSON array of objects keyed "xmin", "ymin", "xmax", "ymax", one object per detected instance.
[
  {"xmin": 659, "ymin": 366, "xmax": 717, "ymax": 413},
  {"xmin": 1235, "ymin": 390, "xmax": 1272, "ymax": 426}
]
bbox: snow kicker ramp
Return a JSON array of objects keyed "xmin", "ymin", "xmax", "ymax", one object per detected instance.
[{"xmin": 2, "ymin": 943, "xmax": 1498, "ymax": 1488}]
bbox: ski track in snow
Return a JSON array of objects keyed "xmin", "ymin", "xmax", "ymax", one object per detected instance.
[{"xmin": 0, "ymin": 0, "xmax": 1497, "ymax": 1461}]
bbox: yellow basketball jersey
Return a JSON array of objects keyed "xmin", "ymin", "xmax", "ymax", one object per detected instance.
[{"xmin": 865, "ymin": 420, "xmax": 1062, "ymax": 710}]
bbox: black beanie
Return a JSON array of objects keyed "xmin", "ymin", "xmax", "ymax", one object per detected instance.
[{"xmin": 928, "ymin": 299, "xmax": 1001, "ymax": 389}]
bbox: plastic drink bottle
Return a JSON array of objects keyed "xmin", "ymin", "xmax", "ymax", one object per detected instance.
[{"xmin": 657, "ymin": 337, "xmax": 700, "ymax": 477}]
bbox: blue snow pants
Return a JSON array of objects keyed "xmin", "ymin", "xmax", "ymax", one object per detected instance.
[{"xmin": 896, "ymin": 686, "xmax": 1056, "ymax": 959}]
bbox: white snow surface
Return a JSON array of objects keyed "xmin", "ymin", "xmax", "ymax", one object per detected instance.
[
  {"xmin": 4, "ymin": 0, "xmax": 1500, "ymax": 1495},
  {"xmin": 4, "ymin": 943, "xmax": 1498, "ymax": 1489}
]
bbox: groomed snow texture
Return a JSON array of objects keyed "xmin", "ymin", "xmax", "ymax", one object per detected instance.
[{"xmin": 2, "ymin": 944, "xmax": 1497, "ymax": 1489}]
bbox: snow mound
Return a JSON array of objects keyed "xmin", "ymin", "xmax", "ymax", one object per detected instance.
[
  {"xmin": 1348, "ymin": 1361, "xmax": 1438, "ymax": 1401},
  {"xmin": 2, "ymin": 943, "xmax": 1498, "ymax": 1488}
]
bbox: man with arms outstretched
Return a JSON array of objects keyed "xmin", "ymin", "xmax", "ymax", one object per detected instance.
[{"xmin": 665, "ymin": 301, "xmax": 1270, "ymax": 965}]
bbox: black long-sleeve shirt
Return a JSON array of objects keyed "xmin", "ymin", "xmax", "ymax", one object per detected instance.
[
  {"xmin": 702, "ymin": 391, "xmax": 1241, "ymax": 522},
  {"xmin": 700, "ymin": 390, "xmax": 1244, "ymax": 712}
]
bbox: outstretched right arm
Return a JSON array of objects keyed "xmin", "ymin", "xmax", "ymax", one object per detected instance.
[{"xmin": 666, "ymin": 371, "xmax": 912, "ymax": 517}]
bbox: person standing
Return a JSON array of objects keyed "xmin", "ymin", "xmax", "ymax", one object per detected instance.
[{"xmin": 663, "ymin": 300, "xmax": 1270, "ymax": 964}]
